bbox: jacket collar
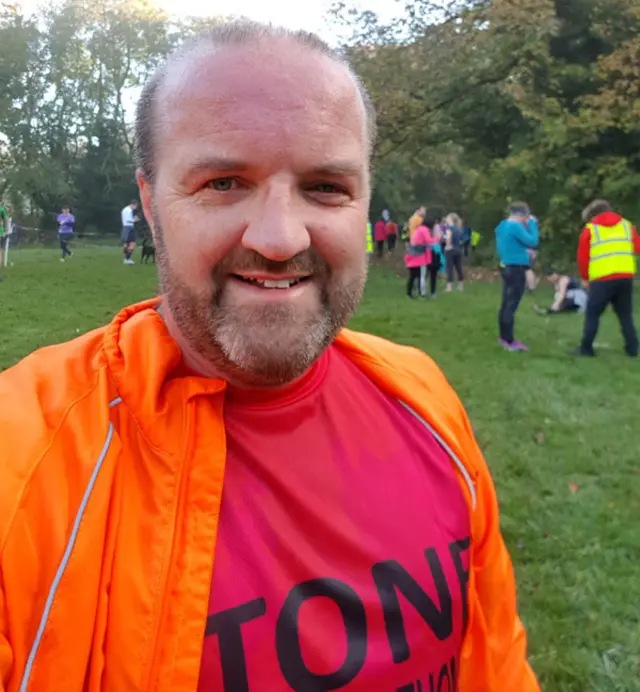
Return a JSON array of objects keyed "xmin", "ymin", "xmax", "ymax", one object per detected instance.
[{"xmin": 102, "ymin": 300, "xmax": 476, "ymax": 503}]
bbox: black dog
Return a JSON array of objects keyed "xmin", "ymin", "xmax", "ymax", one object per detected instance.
[{"xmin": 141, "ymin": 234, "xmax": 156, "ymax": 264}]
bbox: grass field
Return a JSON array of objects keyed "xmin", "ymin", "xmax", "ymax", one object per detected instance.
[{"xmin": 1, "ymin": 246, "xmax": 639, "ymax": 691}]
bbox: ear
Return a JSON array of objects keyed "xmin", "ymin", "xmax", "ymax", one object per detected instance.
[{"xmin": 136, "ymin": 168, "xmax": 157, "ymax": 241}]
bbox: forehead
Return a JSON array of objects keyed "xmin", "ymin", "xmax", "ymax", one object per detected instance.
[{"xmin": 155, "ymin": 40, "xmax": 368, "ymax": 175}]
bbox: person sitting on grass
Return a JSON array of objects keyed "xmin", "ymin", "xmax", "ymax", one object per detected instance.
[{"xmin": 534, "ymin": 268, "xmax": 588, "ymax": 315}]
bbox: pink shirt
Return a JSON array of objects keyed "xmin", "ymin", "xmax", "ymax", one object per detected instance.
[
  {"xmin": 405, "ymin": 225, "xmax": 433, "ymax": 268},
  {"xmin": 198, "ymin": 346, "xmax": 470, "ymax": 691}
]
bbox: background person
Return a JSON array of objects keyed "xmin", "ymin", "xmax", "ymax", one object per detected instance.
[
  {"xmin": 425, "ymin": 214, "xmax": 442, "ymax": 299},
  {"xmin": 0, "ymin": 199, "xmax": 7, "ymax": 272},
  {"xmin": 461, "ymin": 219, "xmax": 472, "ymax": 257},
  {"xmin": 405, "ymin": 218, "xmax": 433, "ymax": 298},
  {"xmin": 535, "ymin": 269, "xmax": 588, "ymax": 314},
  {"xmin": 495, "ymin": 202, "xmax": 539, "ymax": 351},
  {"xmin": 573, "ymin": 199, "xmax": 640, "ymax": 357},
  {"xmin": 56, "ymin": 206, "xmax": 75, "ymax": 261},
  {"xmin": 121, "ymin": 199, "xmax": 139, "ymax": 264},
  {"xmin": 443, "ymin": 212, "xmax": 464, "ymax": 292},
  {"xmin": 386, "ymin": 216, "xmax": 398, "ymax": 252},
  {"xmin": 366, "ymin": 221, "xmax": 374, "ymax": 257},
  {"xmin": 525, "ymin": 216, "xmax": 541, "ymax": 292},
  {"xmin": 373, "ymin": 216, "xmax": 387, "ymax": 258},
  {"xmin": 408, "ymin": 205, "xmax": 426, "ymax": 240}
]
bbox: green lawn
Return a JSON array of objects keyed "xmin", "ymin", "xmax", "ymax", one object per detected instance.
[{"xmin": 1, "ymin": 247, "xmax": 639, "ymax": 691}]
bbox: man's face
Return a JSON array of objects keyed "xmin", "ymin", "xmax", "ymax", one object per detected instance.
[
  {"xmin": 547, "ymin": 273, "xmax": 559, "ymax": 285},
  {"xmin": 62, "ymin": 207, "xmax": 69, "ymax": 214},
  {"xmin": 138, "ymin": 40, "xmax": 370, "ymax": 387}
]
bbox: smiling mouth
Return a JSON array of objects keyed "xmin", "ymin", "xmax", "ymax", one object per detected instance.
[{"xmin": 232, "ymin": 275, "xmax": 311, "ymax": 289}]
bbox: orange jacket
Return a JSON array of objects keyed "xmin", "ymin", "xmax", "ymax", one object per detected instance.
[{"xmin": 0, "ymin": 299, "xmax": 539, "ymax": 692}]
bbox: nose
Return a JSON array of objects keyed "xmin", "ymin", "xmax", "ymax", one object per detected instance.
[{"xmin": 241, "ymin": 183, "xmax": 311, "ymax": 261}]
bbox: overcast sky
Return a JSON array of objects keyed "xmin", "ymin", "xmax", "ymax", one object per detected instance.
[{"xmin": 19, "ymin": 0, "xmax": 403, "ymax": 44}]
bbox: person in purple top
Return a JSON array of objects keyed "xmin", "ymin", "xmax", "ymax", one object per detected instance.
[{"xmin": 56, "ymin": 206, "xmax": 75, "ymax": 261}]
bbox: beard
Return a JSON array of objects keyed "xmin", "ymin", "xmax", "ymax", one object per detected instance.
[{"xmin": 153, "ymin": 218, "xmax": 366, "ymax": 388}]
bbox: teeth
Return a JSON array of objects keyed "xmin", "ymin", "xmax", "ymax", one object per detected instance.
[
  {"xmin": 236, "ymin": 275, "xmax": 307, "ymax": 288},
  {"xmin": 262, "ymin": 279, "xmax": 293, "ymax": 289}
]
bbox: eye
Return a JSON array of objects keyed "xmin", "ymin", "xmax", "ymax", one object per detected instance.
[
  {"xmin": 310, "ymin": 182, "xmax": 346, "ymax": 195},
  {"xmin": 205, "ymin": 178, "xmax": 238, "ymax": 192}
]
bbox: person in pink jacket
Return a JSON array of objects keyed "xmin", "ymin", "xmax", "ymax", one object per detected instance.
[{"xmin": 405, "ymin": 222, "xmax": 433, "ymax": 298}]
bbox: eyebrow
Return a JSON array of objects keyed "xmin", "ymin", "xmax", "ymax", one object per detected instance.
[
  {"xmin": 179, "ymin": 157, "xmax": 363, "ymax": 186},
  {"xmin": 180, "ymin": 157, "xmax": 249, "ymax": 184},
  {"xmin": 306, "ymin": 162, "xmax": 364, "ymax": 179}
]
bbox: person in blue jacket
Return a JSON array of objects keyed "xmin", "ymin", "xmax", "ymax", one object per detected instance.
[{"xmin": 495, "ymin": 202, "xmax": 539, "ymax": 351}]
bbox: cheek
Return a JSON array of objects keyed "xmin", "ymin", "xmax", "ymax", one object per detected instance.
[
  {"xmin": 158, "ymin": 199, "xmax": 244, "ymax": 276},
  {"xmin": 311, "ymin": 213, "xmax": 368, "ymax": 271}
]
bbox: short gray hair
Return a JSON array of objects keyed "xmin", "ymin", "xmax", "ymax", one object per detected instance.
[
  {"xmin": 582, "ymin": 199, "xmax": 611, "ymax": 223},
  {"xmin": 135, "ymin": 20, "xmax": 377, "ymax": 182}
]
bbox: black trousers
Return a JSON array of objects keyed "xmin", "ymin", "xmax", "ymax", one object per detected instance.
[
  {"xmin": 375, "ymin": 240, "xmax": 385, "ymax": 258},
  {"xmin": 499, "ymin": 265, "xmax": 527, "ymax": 342},
  {"xmin": 427, "ymin": 261, "xmax": 439, "ymax": 296},
  {"xmin": 407, "ymin": 267, "xmax": 421, "ymax": 297},
  {"xmin": 445, "ymin": 250, "xmax": 463, "ymax": 283},
  {"xmin": 581, "ymin": 278, "xmax": 638, "ymax": 356},
  {"xmin": 59, "ymin": 234, "xmax": 72, "ymax": 257},
  {"xmin": 387, "ymin": 234, "xmax": 397, "ymax": 251}
]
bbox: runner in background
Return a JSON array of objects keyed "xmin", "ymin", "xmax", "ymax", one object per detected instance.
[
  {"xmin": 56, "ymin": 206, "xmax": 75, "ymax": 262},
  {"xmin": 386, "ymin": 216, "xmax": 398, "ymax": 253},
  {"xmin": 461, "ymin": 219, "xmax": 472, "ymax": 258},
  {"xmin": 443, "ymin": 213, "xmax": 464, "ymax": 293},
  {"xmin": 525, "ymin": 215, "xmax": 541, "ymax": 292},
  {"xmin": 373, "ymin": 216, "xmax": 387, "ymax": 258},
  {"xmin": 425, "ymin": 215, "xmax": 442, "ymax": 299},
  {"xmin": 405, "ymin": 217, "xmax": 433, "ymax": 298},
  {"xmin": 0, "ymin": 200, "xmax": 7, "ymax": 274},
  {"xmin": 121, "ymin": 200, "xmax": 139, "ymax": 265}
]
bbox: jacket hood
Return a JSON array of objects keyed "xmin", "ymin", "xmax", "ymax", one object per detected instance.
[{"xmin": 590, "ymin": 211, "xmax": 624, "ymax": 227}]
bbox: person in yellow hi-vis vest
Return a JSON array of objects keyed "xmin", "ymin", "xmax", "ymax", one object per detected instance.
[
  {"xmin": 366, "ymin": 221, "xmax": 374, "ymax": 256},
  {"xmin": 573, "ymin": 199, "xmax": 640, "ymax": 357}
]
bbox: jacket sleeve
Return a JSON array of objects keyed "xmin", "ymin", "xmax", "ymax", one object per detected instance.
[
  {"xmin": 632, "ymin": 226, "xmax": 640, "ymax": 254},
  {"xmin": 0, "ymin": 580, "xmax": 10, "ymax": 691},
  {"xmin": 511, "ymin": 220, "xmax": 538, "ymax": 249},
  {"xmin": 456, "ymin": 406, "xmax": 540, "ymax": 691},
  {"xmin": 577, "ymin": 227, "xmax": 591, "ymax": 280}
]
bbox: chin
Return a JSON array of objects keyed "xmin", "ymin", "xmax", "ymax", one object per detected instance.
[{"xmin": 216, "ymin": 318, "xmax": 334, "ymax": 387}]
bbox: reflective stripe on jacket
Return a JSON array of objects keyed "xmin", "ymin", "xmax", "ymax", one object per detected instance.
[{"xmin": 0, "ymin": 300, "xmax": 540, "ymax": 692}]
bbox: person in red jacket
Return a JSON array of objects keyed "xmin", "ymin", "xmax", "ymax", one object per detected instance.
[
  {"xmin": 386, "ymin": 218, "xmax": 398, "ymax": 252},
  {"xmin": 574, "ymin": 199, "xmax": 640, "ymax": 356},
  {"xmin": 373, "ymin": 217, "xmax": 387, "ymax": 258}
]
